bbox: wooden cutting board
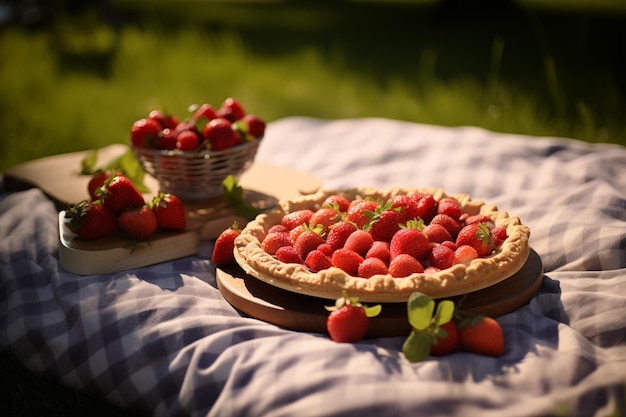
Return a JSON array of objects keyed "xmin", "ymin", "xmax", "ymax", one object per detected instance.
[
  {"xmin": 5, "ymin": 145, "xmax": 322, "ymax": 275},
  {"xmin": 4, "ymin": 144, "xmax": 323, "ymax": 241},
  {"xmin": 57, "ymin": 211, "xmax": 201, "ymax": 275},
  {"xmin": 216, "ymin": 249, "xmax": 544, "ymax": 338}
]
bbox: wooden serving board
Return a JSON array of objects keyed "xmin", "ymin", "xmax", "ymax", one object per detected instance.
[
  {"xmin": 3, "ymin": 144, "xmax": 321, "ymax": 206},
  {"xmin": 4, "ymin": 144, "xmax": 323, "ymax": 241},
  {"xmin": 216, "ymin": 249, "xmax": 543, "ymax": 338},
  {"xmin": 6, "ymin": 145, "xmax": 322, "ymax": 274},
  {"xmin": 58, "ymin": 212, "xmax": 200, "ymax": 275}
]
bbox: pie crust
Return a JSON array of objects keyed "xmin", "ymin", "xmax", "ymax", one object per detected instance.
[{"xmin": 234, "ymin": 187, "xmax": 531, "ymax": 302}]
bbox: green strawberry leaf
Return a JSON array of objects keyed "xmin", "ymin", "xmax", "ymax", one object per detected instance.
[
  {"xmin": 402, "ymin": 330, "xmax": 432, "ymax": 363},
  {"xmin": 222, "ymin": 175, "xmax": 263, "ymax": 221},
  {"xmin": 107, "ymin": 148, "xmax": 149, "ymax": 193},
  {"xmin": 222, "ymin": 174, "xmax": 244, "ymax": 202},
  {"xmin": 364, "ymin": 304, "xmax": 382, "ymax": 318},
  {"xmin": 407, "ymin": 292, "xmax": 435, "ymax": 331},
  {"xmin": 403, "ymin": 293, "xmax": 460, "ymax": 363},
  {"xmin": 80, "ymin": 150, "xmax": 99, "ymax": 175},
  {"xmin": 402, "ymin": 218, "xmax": 426, "ymax": 230},
  {"xmin": 433, "ymin": 300, "xmax": 455, "ymax": 326},
  {"xmin": 80, "ymin": 147, "xmax": 149, "ymax": 193}
]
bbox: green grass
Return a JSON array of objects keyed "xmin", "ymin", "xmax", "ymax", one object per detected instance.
[
  {"xmin": 1, "ymin": 1, "xmax": 625, "ymax": 173},
  {"xmin": 0, "ymin": 2, "xmax": 625, "ymax": 416}
]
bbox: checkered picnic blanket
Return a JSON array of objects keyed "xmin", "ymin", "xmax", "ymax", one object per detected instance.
[{"xmin": 1, "ymin": 117, "xmax": 625, "ymax": 416}]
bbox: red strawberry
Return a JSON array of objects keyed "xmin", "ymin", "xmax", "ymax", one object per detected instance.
[
  {"xmin": 148, "ymin": 109, "xmax": 179, "ymax": 130},
  {"xmin": 309, "ymin": 207, "xmax": 341, "ymax": 231},
  {"xmin": 368, "ymin": 206, "xmax": 404, "ymax": 242},
  {"xmin": 281, "ymin": 209, "xmax": 314, "ymax": 230},
  {"xmin": 65, "ymin": 200, "xmax": 118, "ymax": 240},
  {"xmin": 317, "ymin": 243, "xmax": 334, "ymax": 256},
  {"xmin": 437, "ymin": 197, "xmax": 462, "ymax": 220},
  {"xmin": 365, "ymin": 241, "xmax": 390, "ymax": 264},
  {"xmin": 428, "ymin": 244, "xmax": 455, "ymax": 270},
  {"xmin": 389, "ymin": 228, "xmax": 430, "ymax": 261},
  {"xmin": 322, "ymin": 194, "xmax": 351, "ymax": 213},
  {"xmin": 203, "ymin": 117, "xmax": 239, "ymax": 151},
  {"xmin": 174, "ymin": 119, "xmax": 200, "ymax": 136},
  {"xmin": 305, "ymin": 249, "xmax": 332, "ymax": 272},
  {"xmin": 118, "ymin": 206, "xmax": 158, "ymax": 240},
  {"xmin": 151, "ymin": 192, "xmax": 186, "ymax": 231},
  {"xmin": 240, "ymin": 114, "xmax": 266, "ymax": 138},
  {"xmin": 275, "ymin": 245, "xmax": 303, "ymax": 264},
  {"xmin": 289, "ymin": 224, "xmax": 307, "ymax": 243},
  {"xmin": 216, "ymin": 97, "xmax": 246, "ymax": 122},
  {"xmin": 326, "ymin": 221, "xmax": 357, "ymax": 251},
  {"xmin": 424, "ymin": 266, "xmax": 441, "ymax": 274},
  {"xmin": 343, "ymin": 229, "xmax": 374, "ymax": 257},
  {"xmin": 422, "ymin": 223, "xmax": 452, "ymax": 244},
  {"xmin": 462, "ymin": 214, "xmax": 493, "ymax": 227},
  {"xmin": 267, "ymin": 224, "xmax": 290, "ymax": 234},
  {"xmin": 346, "ymin": 200, "xmax": 379, "ymax": 229},
  {"xmin": 453, "ymin": 245, "xmax": 479, "ymax": 264},
  {"xmin": 440, "ymin": 240, "xmax": 458, "ymax": 251},
  {"xmin": 358, "ymin": 257, "xmax": 388, "ymax": 278},
  {"xmin": 192, "ymin": 103, "xmax": 217, "ymax": 122},
  {"xmin": 458, "ymin": 315, "xmax": 505, "ymax": 357},
  {"xmin": 388, "ymin": 254, "xmax": 424, "ymax": 277},
  {"xmin": 325, "ymin": 294, "xmax": 381, "ymax": 343},
  {"xmin": 158, "ymin": 128, "xmax": 178, "ymax": 150},
  {"xmin": 430, "ymin": 214, "xmax": 462, "ymax": 238},
  {"xmin": 176, "ymin": 130, "xmax": 200, "ymax": 151},
  {"xmin": 262, "ymin": 231, "xmax": 293, "ymax": 255},
  {"xmin": 100, "ymin": 175, "xmax": 145, "ymax": 215},
  {"xmin": 491, "ymin": 226, "xmax": 508, "ymax": 247},
  {"xmin": 130, "ymin": 117, "xmax": 161, "ymax": 148},
  {"xmin": 331, "ymin": 248, "xmax": 363, "ymax": 276},
  {"xmin": 456, "ymin": 222, "xmax": 494, "ymax": 257},
  {"xmin": 430, "ymin": 320, "xmax": 460, "ymax": 356},
  {"xmin": 390, "ymin": 194, "xmax": 421, "ymax": 222},
  {"xmin": 212, "ymin": 225, "xmax": 241, "ymax": 267},
  {"xmin": 88, "ymin": 170, "xmax": 118, "ymax": 201},
  {"xmin": 412, "ymin": 193, "xmax": 438, "ymax": 223},
  {"xmin": 294, "ymin": 229, "xmax": 325, "ymax": 260}
]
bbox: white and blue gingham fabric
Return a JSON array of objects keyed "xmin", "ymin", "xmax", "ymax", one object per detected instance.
[{"xmin": 1, "ymin": 117, "xmax": 625, "ymax": 417}]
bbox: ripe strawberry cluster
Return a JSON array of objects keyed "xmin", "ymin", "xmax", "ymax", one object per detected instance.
[
  {"xmin": 64, "ymin": 171, "xmax": 187, "ymax": 241},
  {"xmin": 262, "ymin": 191, "xmax": 508, "ymax": 278},
  {"xmin": 325, "ymin": 291, "xmax": 505, "ymax": 357},
  {"xmin": 402, "ymin": 292, "xmax": 505, "ymax": 361},
  {"xmin": 130, "ymin": 97, "xmax": 266, "ymax": 152}
]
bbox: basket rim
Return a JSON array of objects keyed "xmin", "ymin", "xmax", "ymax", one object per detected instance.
[{"xmin": 131, "ymin": 136, "xmax": 262, "ymax": 158}]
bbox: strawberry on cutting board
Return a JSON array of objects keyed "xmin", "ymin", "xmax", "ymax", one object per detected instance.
[
  {"xmin": 150, "ymin": 192, "xmax": 186, "ymax": 231},
  {"xmin": 87, "ymin": 170, "xmax": 119, "ymax": 201},
  {"xmin": 65, "ymin": 200, "xmax": 118, "ymax": 240},
  {"xmin": 118, "ymin": 206, "xmax": 158, "ymax": 240},
  {"xmin": 99, "ymin": 175, "xmax": 145, "ymax": 215}
]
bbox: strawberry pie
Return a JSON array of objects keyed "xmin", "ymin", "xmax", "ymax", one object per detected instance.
[{"xmin": 234, "ymin": 187, "xmax": 531, "ymax": 302}]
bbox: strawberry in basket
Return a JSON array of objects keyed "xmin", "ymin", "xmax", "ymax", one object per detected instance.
[
  {"xmin": 130, "ymin": 97, "xmax": 266, "ymax": 153},
  {"xmin": 130, "ymin": 97, "xmax": 266, "ymax": 200}
]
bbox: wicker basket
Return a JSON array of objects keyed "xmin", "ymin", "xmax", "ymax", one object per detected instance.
[{"xmin": 132, "ymin": 139, "xmax": 261, "ymax": 200}]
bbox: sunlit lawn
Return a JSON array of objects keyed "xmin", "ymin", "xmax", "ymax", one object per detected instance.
[{"xmin": 1, "ymin": 1, "xmax": 625, "ymax": 173}]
